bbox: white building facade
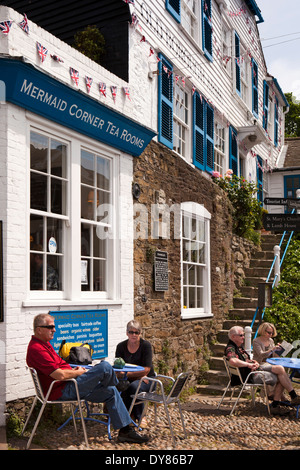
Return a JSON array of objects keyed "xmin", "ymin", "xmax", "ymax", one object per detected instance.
[
  {"xmin": 0, "ymin": 0, "xmax": 290, "ymax": 423},
  {"xmin": 127, "ymin": 0, "xmax": 288, "ymax": 200},
  {"xmin": 0, "ymin": 5, "xmax": 154, "ymax": 424}
]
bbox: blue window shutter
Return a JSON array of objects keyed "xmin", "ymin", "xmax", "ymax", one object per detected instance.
[
  {"xmin": 193, "ymin": 92, "xmax": 205, "ymax": 171},
  {"xmin": 166, "ymin": 0, "xmax": 181, "ymax": 23},
  {"xmin": 235, "ymin": 32, "xmax": 241, "ymax": 96},
  {"xmin": 252, "ymin": 59, "xmax": 259, "ymax": 118},
  {"xmin": 202, "ymin": 0, "xmax": 213, "ymax": 61},
  {"xmin": 229, "ymin": 126, "xmax": 238, "ymax": 176},
  {"xmin": 263, "ymin": 81, "xmax": 269, "ymax": 130},
  {"xmin": 158, "ymin": 54, "xmax": 173, "ymax": 149},
  {"xmin": 206, "ymin": 103, "xmax": 214, "ymax": 172},
  {"xmin": 274, "ymin": 97, "xmax": 279, "ymax": 147},
  {"xmin": 256, "ymin": 156, "xmax": 263, "ymax": 203}
]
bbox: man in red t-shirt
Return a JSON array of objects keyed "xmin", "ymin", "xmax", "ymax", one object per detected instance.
[{"xmin": 26, "ymin": 313, "xmax": 149, "ymax": 444}]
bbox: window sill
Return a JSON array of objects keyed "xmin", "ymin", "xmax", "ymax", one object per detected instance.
[
  {"xmin": 181, "ymin": 310, "xmax": 213, "ymax": 320},
  {"xmin": 22, "ymin": 299, "xmax": 123, "ymax": 308}
]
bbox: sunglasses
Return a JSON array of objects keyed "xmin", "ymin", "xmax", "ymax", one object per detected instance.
[
  {"xmin": 38, "ymin": 325, "xmax": 56, "ymax": 330},
  {"xmin": 128, "ymin": 330, "xmax": 140, "ymax": 335}
]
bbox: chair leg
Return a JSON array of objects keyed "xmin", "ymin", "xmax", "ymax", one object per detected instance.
[
  {"xmin": 26, "ymin": 401, "xmax": 48, "ymax": 450},
  {"xmin": 218, "ymin": 383, "xmax": 231, "ymax": 409},
  {"xmin": 177, "ymin": 399, "xmax": 187, "ymax": 439},
  {"xmin": 163, "ymin": 402, "xmax": 176, "ymax": 447},
  {"xmin": 76, "ymin": 400, "xmax": 89, "ymax": 448},
  {"xmin": 22, "ymin": 396, "xmax": 38, "ymax": 435},
  {"xmin": 230, "ymin": 385, "xmax": 245, "ymax": 416}
]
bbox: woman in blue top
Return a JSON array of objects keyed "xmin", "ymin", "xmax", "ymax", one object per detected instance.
[{"xmin": 115, "ymin": 320, "xmax": 155, "ymax": 425}]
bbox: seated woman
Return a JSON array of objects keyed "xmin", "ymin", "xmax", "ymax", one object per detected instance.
[
  {"xmin": 252, "ymin": 322, "xmax": 300, "ymax": 408},
  {"xmin": 115, "ymin": 320, "xmax": 155, "ymax": 426}
]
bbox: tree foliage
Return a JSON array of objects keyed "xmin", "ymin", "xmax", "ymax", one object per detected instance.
[
  {"xmin": 285, "ymin": 92, "xmax": 300, "ymax": 137},
  {"xmin": 73, "ymin": 25, "xmax": 105, "ymax": 64}
]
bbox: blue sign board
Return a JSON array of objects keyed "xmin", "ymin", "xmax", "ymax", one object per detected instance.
[
  {"xmin": 50, "ymin": 309, "xmax": 108, "ymax": 359},
  {"xmin": 0, "ymin": 58, "xmax": 156, "ymax": 157}
]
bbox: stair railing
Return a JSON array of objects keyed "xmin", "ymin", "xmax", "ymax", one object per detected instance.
[{"xmin": 250, "ymin": 209, "xmax": 296, "ymax": 338}]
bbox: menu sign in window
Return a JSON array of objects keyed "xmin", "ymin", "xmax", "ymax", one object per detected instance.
[
  {"xmin": 154, "ymin": 251, "xmax": 169, "ymax": 292},
  {"xmin": 50, "ymin": 309, "xmax": 108, "ymax": 359}
]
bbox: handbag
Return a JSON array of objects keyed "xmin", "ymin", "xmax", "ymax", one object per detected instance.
[{"xmin": 59, "ymin": 340, "xmax": 93, "ymax": 365}]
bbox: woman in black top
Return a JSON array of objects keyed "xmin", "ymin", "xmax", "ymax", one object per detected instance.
[{"xmin": 115, "ymin": 320, "xmax": 155, "ymax": 424}]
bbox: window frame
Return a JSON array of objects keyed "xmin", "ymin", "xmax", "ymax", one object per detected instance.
[
  {"xmin": 27, "ymin": 117, "xmax": 119, "ymax": 303},
  {"xmin": 181, "ymin": 201, "xmax": 212, "ymax": 320}
]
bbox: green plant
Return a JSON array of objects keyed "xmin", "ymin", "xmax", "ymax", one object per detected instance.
[
  {"xmin": 73, "ymin": 25, "xmax": 105, "ymax": 64},
  {"xmin": 264, "ymin": 238, "xmax": 300, "ymax": 343},
  {"xmin": 213, "ymin": 171, "xmax": 263, "ymax": 244}
]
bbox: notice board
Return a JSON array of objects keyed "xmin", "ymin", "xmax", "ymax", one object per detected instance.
[{"xmin": 50, "ymin": 309, "xmax": 108, "ymax": 359}]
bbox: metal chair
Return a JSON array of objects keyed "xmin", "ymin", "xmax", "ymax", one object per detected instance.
[
  {"xmin": 22, "ymin": 367, "xmax": 89, "ymax": 449},
  {"xmin": 129, "ymin": 371, "xmax": 192, "ymax": 446},
  {"xmin": 218, "ymin": 357, "xmax": 270, "ymax": 416}
]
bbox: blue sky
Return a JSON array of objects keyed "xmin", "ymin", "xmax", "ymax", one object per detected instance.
[{"xmin": 257, "ymin": 0, "xmax": 300, "ymax": 100}]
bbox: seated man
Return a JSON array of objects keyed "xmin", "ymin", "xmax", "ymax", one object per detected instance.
[
  {"xmin": 225, "ymin": 326, "xmax": 300, "ymax": 415},
  {"xmin": 26, "ymin": 313, "xmax": 149, "ymax": 443}
]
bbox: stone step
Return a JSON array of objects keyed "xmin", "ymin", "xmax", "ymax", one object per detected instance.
[
  {"xmin": 233, "ymin": 297, "xmax": 257, "ymax": 308},
  {"xmin": 228, "ymin": 307, "xmax": 257, "ymax": 320},
  {"xmin": 245, "ymin": 267, "xmax": 271, "ymax": 278},
  {"xmin": 243, "ymin": 276, "xmax": 267, "ymax": 287},
  {"xmin": 250, "ymin": 258, "xmax": 274, "ymax": 269}
]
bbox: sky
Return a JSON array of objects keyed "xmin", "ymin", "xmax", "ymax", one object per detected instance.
[{"xmin": 257, "ymin": 0, "xmax": 300, "ymax": 100}]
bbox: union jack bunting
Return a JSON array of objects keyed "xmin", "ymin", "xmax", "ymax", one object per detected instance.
[
  {"xmin": 36, "ymin": 42, "xmax": 48, "ymax": 63},
  {"xmin": 70, "ymin": 68, "xmax": 79, "ymax": 86},
  {"xmin": 51, "ymin": 54, "xmax": 64, "ymax": 63},
  {"xmin": 19, "ymin": 13, "xmax": 29, "ymax": 34},
  {"xmin": 0, "ymin": 20, "xmax": 13, "ymax": 35},
  {"xmin": 99, "ymin": 82, "xmax": 107, "ymax": 97},
  {"xmin": 123, "ymin": 87, "xmax": 131, "ymax": 101},
  {"xmin": 122, "ymin": 0, "xmax": 135, "ymax": 4},
  {"xmin": 111, "ymin": 86, "xmax": 117, "ymax": 103},
  {"xmin": 85, "ymin": 76, "xmax": 93, "ymax": 93}
]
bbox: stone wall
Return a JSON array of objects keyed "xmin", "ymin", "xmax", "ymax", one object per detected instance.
[{"xmin": 132, "ymin": 141, "xmax": 235, "ymax": 379}]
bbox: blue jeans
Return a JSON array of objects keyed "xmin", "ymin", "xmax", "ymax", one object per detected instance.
[
  {"xmin": 122, "ymin": 379, "xmax": 151, "ymax": 421},
  {"xmin": 60, "ymin": 361, "xmax": 132, "ymax": 430}
]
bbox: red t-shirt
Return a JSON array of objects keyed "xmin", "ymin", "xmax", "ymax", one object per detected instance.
[{"xmin": 26, "ymin": 336, "xmax": 72, "ymax": 400}]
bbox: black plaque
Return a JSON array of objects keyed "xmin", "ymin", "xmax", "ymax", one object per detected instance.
[
  {"xmin": 0, "ymin": 221, "xmax": 3, "ymax": 322},
  {"xmin": 263, "ymin": 213, "xmax": 300, "ymax": 232},
  {"xmin": 264, "ymin": 197, "xmax": 300, "ymax": 208},
  {"xmin": 154, "ymin": 251, "xmax": 169, "ymax": 292}
]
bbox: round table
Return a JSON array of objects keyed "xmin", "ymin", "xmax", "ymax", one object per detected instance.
[{"xmin": 266, "ymin": 357, "xmax": 300, "ymax": 369}]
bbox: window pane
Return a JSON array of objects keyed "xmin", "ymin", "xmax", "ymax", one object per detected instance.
[
  {"xmin": 94, "ymin": 259, "xmax": 106, "ymax": 291},
  {"xmin": 81, "ymin": 224, "xmax": 90, "ymax": 257},
  {"xmin": 93, "ymin": 227, "xmax": 106, "ymax": 259},
  {"xmin": 31, "ymin": 172, "xmax": 47, "ymax": 211},
  {"xmin": 81, "ymin": 186, "xmax": 95, "ymax": 220},
  {"xmin": 81, "ymin": 150, "xmax": 94, "ymax": 185},
  {"xmin": 97, "ymin": 156, "xmax": 110, "ymax": 190},
  {"xmin": 30, "ymin": 214, "xmax": 44, "ymax": 251},
  {"xmin": 51, "ymin": 140, "xmax": 67, "ymax": 178},
  {"xmin": 47, "ymin": 218, "xmax": 63, "ymax": 254},
  {"xmin": 46, "ymin": 255, "xmax": 61, "ymax": 290},
  {"xmin": 30, "ymin": 132, "xmax": 48, "ymax": 172},
  {"xmin": 51, "ymin": 178, "xmax": 67, "ymax": 215}
]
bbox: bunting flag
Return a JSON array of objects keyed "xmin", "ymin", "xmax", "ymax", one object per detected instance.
[
  {"xmin": 123, "ymin": 87, "xmax": 131, "ymax": 100},
  {"xmin": 51, "ymin": 54, "xmax": 64, "ymax": 63},
  {"xmin": 19, "ymin": 13, "xmax": 29, "ymax": 34},
  {"xmin": 36, "ymin": 42, "xmax": 48, "ymax": 63},
  {"xmin": 85, "ymin": 76, "xmax": 93, "ymax": 93},
  {"xmin": 99, "ymin": 82, "xmax": 107, "ymax": 97},
  {"xmin": 111, "ymin": 86, "xmax": 117, "ymax": 103},
  {"xmin": 70, "ymin": 67, "xmax": 79, "ymax": 86},
  {"xmin": 122, "ymin": 0, "xmax": 135, "ymax": 4},
  {"xmin": 0, "ymin": 20, "xmax": 13, "ymax": 35}
]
